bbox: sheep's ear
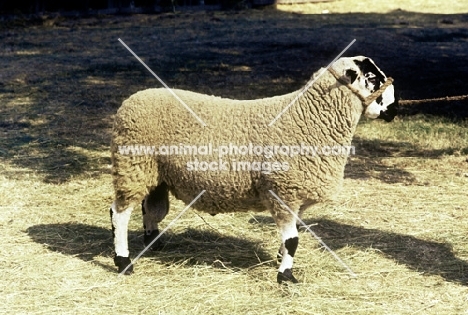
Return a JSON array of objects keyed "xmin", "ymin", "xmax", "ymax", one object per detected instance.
[{"xmin": 345, "ymin": 69, "xmax": 358, "ymax": 84}]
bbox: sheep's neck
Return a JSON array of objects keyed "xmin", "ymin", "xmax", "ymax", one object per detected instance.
[{"xmin": 297, "ymin": 83, "xmax": 362, "ymax": 147}]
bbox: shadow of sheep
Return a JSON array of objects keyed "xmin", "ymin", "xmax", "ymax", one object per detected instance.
[
  {"xmin": 26, "ymin": 223, "xmax": 273, "ymax": 272},
  {"xmin": 249, "ymin": 216, "xmax": 468, "ymax": 285}
]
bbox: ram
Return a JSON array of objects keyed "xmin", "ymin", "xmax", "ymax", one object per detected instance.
[{"xmin": 110, "ymin": 56, "xmax": 397, "ymax": 283}]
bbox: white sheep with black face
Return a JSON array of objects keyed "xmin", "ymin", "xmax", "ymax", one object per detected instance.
[{"xmin": 110, "ymin": 56, "xmax": 397, "ymax": 283}]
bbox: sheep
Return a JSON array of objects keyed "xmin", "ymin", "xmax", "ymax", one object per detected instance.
[{"xmin": 109, "ymin": 56, "xmax": 397, "ymax": 283}]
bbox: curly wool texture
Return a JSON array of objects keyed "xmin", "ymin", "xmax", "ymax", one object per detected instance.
[{"xmin": 111, "ymin": 69, "xmax": 364, "ymax": 215}]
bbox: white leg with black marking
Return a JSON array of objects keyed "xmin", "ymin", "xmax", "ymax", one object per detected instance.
[
  {"xmin": 276, "ymin": 219, "xmax": 299, "ymax": 284},
  {"xmin": 110, "ymin": 201, "xmax": 134, "ymax": 274}
]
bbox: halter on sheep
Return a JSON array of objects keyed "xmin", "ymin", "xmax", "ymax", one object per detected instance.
[
  {"xmin": 110, "ymin": 56, "xmax": 397, "ymax": 283},
  {"xmin": 329, "ymin": 67, "xmax": 394, "ymax": 108}
]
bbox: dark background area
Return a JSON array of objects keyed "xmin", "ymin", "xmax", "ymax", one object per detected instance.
[{"xmin": 0, "ymin": 0, "xmax": 226, "ymax": 13}]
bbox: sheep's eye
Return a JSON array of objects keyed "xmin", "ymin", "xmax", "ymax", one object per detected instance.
[{"xmin": 365, "ymin": 73, "xmax": 378, "ymax": 85}]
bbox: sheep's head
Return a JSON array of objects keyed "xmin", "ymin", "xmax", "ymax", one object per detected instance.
[{"xmin": 331, "ymin": 56, "xmax": 397, "ymax": 122}]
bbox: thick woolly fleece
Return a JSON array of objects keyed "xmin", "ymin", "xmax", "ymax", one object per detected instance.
[{"xmin": 111, "ymin": 69, "xmax": 363, "ymax": 217}]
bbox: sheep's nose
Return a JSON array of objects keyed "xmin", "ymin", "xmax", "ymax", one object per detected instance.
[{"xmin": 378, "ymin": 100, "xmax": 398, "ymax": 122}]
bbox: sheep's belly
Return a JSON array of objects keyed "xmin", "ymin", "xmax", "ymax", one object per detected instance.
[{"xmin": 169, "ymin": 186, "xmax": 266, "ymax": 214}]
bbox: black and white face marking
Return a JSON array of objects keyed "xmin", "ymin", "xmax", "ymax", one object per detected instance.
[
  {"xmin": 354, "ymin": 58, "xmax": 386, "ymax": 92},
  {"xmin": 353, "ymin": 57, "xmax": 397, "ymax": 121},
  {"xmin": 334, "ymin": 56, "xmax": 397, "ymax": 122}
]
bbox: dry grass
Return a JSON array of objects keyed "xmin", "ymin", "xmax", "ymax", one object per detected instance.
[
  {"xmin": 277, "ymin": 0, "xmax": 468, "ymax": 14},
  {"xmin": 1, "ymin": 1, "xmax": 468, "ymax": 314}
]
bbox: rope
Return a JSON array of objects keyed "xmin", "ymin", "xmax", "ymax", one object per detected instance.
[
  {"xmin": 364, "ymin": 77, "xmax": 394, "ymax": 106},
  {"xmin": 399, "ymin": 95, "xmax": 468, "ymax": 105}
]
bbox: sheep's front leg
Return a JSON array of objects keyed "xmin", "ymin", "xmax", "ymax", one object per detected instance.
[
  {"xmin": 275, "ymin": 217, "xmax": 299, "ymax": 284},
  {"xmin": 110, "ymin": 201, "xmax": 134, "ymax": 274}
]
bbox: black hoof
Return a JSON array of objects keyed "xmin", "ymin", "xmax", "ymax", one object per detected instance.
[
  {"xmin": 114, "ymin": 255, "xmax": 133, "ymax": 275},
  {"xmin": 277, "ymin": 269, "xmax": 298, "ymax": 284},
  {"xmin": 144, "ymin": 230, "xmax": 164, "ymax": 251}
]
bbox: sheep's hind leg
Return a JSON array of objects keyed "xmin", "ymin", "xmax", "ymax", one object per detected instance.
[
  {"xmin": 110, "ymin": 201, "xmax": 134, "ymax": 274},
  {"xmin": 142, "ymin": 183, "xmax": 169, "ymax": 251},
  {"xmin": 272, "ymin": 214, "xmax": 299, "ymax": 284}
]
